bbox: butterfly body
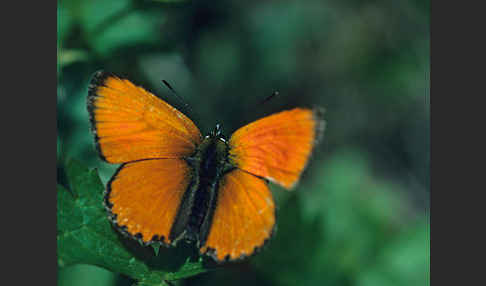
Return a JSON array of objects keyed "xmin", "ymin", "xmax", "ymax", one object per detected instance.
[
  {"xmin": 170, "ymin": 133, "xmax": 234, "ymax": 246},
  {"xmin": 87, "ymin": 71, "xmax": 325, "ymax": 262}
]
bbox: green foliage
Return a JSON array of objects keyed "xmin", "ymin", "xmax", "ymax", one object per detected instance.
[
  {"xmin": 57, "ymin": 160, "xmax": 211, "ymax": 285},
  {"xmin": 251, "ymin": 150, "xmax": 429, "ymax": 286}
]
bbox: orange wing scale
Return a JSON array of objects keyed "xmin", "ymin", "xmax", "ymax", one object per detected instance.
[
  {"xmin": 229, "ymin": 108, "xmax": 323, "ymax": 189},
  {"xmin": 200, "ymin": 169, "xmax": 275, "ymax": 261},
  {"xmin": 88, "ymin": 72, "xmax": 202, "ymax": 163},
  {"xmin": 107, "ymin": 159, "xmax": 192, "ymax": 244}
]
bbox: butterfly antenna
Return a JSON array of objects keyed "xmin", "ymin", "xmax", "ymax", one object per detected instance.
[
  {"xmin": 162, "ymin": 80, "xmax": 194, "ymax": 114},
  {"xmin": 260, "ymin": 90, "xmax": 279, "ymax": 105}
]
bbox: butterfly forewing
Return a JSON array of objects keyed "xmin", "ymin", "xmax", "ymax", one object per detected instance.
[
  {"xmin": 229, "ymin": 108, "xmax": 324, "ymax": 189},
  {"xmin": 87, "ymin": 71, "xmax": 202, "ymax": 163}
]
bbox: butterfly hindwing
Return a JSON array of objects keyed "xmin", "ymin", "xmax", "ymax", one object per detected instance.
[
  {"xmin": 87, "ymin": 71, "xmax": 202, "ymax": 163},
  {"xmin": 106, "ymin": 159, "xmax": 193, "ymax": 245},
  {"xmin": 200, "ymin": 169, "xmax": 275, "ymax": 261},
  {"xmin": 229, "ymin": 108, "xmax": 324, "ymax": 189}
]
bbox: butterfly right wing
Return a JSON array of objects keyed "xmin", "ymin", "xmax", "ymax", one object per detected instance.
[{"xmin": 87, "ymin": 71, "xmax": 202, "ymax": 163}]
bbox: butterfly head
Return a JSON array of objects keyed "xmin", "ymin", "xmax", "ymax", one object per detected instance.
[{"xmin": 210, "ymin": 124, "xmax": 223, "ymax": 138}]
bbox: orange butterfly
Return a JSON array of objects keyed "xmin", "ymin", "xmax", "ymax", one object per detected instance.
[{"xmin": 87, "ymin": 71, "xmax": 325, "ymax": 262}]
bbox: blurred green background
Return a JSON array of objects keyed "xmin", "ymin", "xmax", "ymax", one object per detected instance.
[{"xmin": 57, "ymin": 0, "xmax": 429, "ymax": 285}]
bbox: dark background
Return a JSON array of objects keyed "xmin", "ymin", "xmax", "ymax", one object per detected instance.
[{"xmin": 57, "ymin": 0, "xmax": 429, "ymax": 285}]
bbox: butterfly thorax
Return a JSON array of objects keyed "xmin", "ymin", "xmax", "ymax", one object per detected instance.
[{"xmin": 168, "ymin": 133, "xmax": 235, "ymax": 245}]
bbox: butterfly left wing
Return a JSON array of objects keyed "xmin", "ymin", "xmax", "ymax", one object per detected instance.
[
  {"xmin": 87, "ymin": 71, "xmax": 202, "ymax": 163},
  {"xmin": 199, "ymin": 169, "xmax": 275, "ymax": 261},
  {"xmin": 106, "ymin": 159, "xmax": 193, "ymax": 245},
  {"xmin": 229, "ymin": 108, "xmax": 325, "ymax": 189}
]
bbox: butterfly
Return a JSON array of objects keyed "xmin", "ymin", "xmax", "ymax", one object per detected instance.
[{"xmin": 87, "ymin": 71, "xmax": 325, "ymax": 262}]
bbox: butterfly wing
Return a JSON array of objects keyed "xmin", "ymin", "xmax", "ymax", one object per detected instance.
[
  {"xmin": 106, "ymin": 159, "xmax": 193, "ymax": 244},
  {"xmin": 199, "ymin": 169, "xmax": 275, "ymax": 261},
  {"xmin": 229, "ymin": 108, "xmax": 325, "ymax": 189},
  {"xmin": 87, "ymin": 71, "xmax": 202, "ymax": 244},
  {"xmin": 87, "ymin": 71, "xmax": 202, "ymax": 163}
]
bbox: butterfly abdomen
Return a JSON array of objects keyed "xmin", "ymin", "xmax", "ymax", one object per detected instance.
[{"xmin": 169, "ymin": 135, "xmax": 234, "ymax": 244}]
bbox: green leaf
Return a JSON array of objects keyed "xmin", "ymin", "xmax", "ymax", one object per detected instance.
[{"xmin": 57, "ymin": 159, "xmax": 211, "ymax": 285}]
